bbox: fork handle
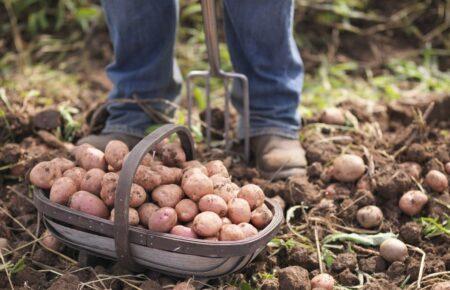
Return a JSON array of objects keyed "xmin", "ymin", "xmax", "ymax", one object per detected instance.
[{"xmin": 201, "ymin": 0, "xmax": 222, "ymax": 76}]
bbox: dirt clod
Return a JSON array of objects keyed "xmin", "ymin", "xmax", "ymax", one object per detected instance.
[
  {"xmin": 399, "ymin": 222, "xmax": 422, "ymax": 245},
  {"xmin": 359, "ymin": 256, "xmax": 387, "ymax": 274},
  {"xmin": 290, "ymin": 247, "xmax": 319, "ymax": 271},
  {"xmin": 331, "ymin": 253, "xmax": 357, "ymax": 272},
  {"xmin": 337, "ymin": 268, "xmax": 359, "ymax": 286},
  {"xmin": 285, "ymin": 176, "xmax": 321, "ymax": 205},
  {"xmin": 260, "ymin": 278, "xmax": 279, "ymax": 290},
  {"xmin": 278, "ymin": 266, "xmax": 311, "ymax": 290},
  {"xmin": 48, "ymin": 273, "xmax": 80, "ymax": 290},
  {"xmin": 32, "ymin": 109, "xmax": 61, "ymax": 131},
  {"xmin": 386, "ymin": 261, "xmax": 405, "ymax": 282}
]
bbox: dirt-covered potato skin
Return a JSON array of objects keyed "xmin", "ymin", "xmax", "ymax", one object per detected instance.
[
  {"xmin": 133, "ymin": 165, "xmax": 162, "ymax": 191},
  {"xmin": 49, "ymin": 177, "xmax": 77, "ymax": 205},
  {"xmin": 137, "ymin": 203, "xmax": 159, "ymax": 227},
  {"xmin": 198, "ymin": 194, "xmax": 228, "ymax": 217},
  {"xmin": 50, "ymin": 157, "xmax": 75, "ymax": 172},
  {"xmin": 30, "ymin": 161, "xmax": 62, "ymax": 189},
  {"xmin": 332, "ymin": 154, "xmax": 365, "ymax": 182},
  {"xmin": 170, "ymin": 225, "xmax": 198, "ymax": 239},
  {"xmin": 219, "ymin": 224, "xmax": 245, "ymax": 241},
  {"xmin": 110, "ymin": 207, "xmax": 139, "ymax": 225},
  {"xmin": 356, "ymin": 205, "xmax": 383, "ymax": 228},
  {"xmin": 205, "ymin": 160, "xmax": 229, "ymax": 177},
  {"xmin": 100, "ymin": 172, "xmax": 119, "ymax": 207},
  {"xmin": 175, "ymin": 199, "xmax": 199, "ymax": 223},
  {"xmin": 129, "ymin": 183, "xmax": 147, "ymax": 208},
  {"xmin": 192, "ymin": 211, "xmax": 223, "ymax": 237},
  {"xmin": 238, "ymin": 223, "xmax": 258, "ymax": 238},
  {"xmin": 238, "ymin": 184, "xmax": 265, "ymax": 210},
  {"xmin": 227, "ymin": 198, "xmax": 251, "ymax": 224},
  {"xmin": 181, "ymin": 173, "xmax": 214, "ymax": 201},
  {"xmin": 105, "ymin": 140, "xmax": 129, "ymax": 171},
  {"xmin": 76, "ymin": 146, "xmax": 107, "ymax": 171},
  {"xmin": 250, "ymin": 204, "xmax": 273, "ymax": 229},
  {"xmin": 148, "ymin": 207, "xmax": 178, "ymax": 233},
  {"xmin": 80, "ymin": 168, "xmax": 105, "ymax": 195},
  {"xmin": 151, "ymin": 184, "xmax": 184, "ymax": 208},
  {"xmin": 160, "ymin": 143, "xmax": 186, "ymax": 167},
  {"xmin": 69, "ymin": 191, "xmax": 109, "ymax": 219},
  {"xmin": 398, "ymin": 190, "xmax": 428, "ymax": 216},
  {"xmin": 63, "ymin": 167, "xmax": 86, "ymax": 189},
  {"xmin": 151, "ymin": 164, "xmax": 182, "ymax": 185}
]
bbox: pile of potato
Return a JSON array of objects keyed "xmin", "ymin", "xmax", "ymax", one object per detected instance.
[{"xmin": 30, "ymin": 139, "xmax": 274, "ymax": 241}]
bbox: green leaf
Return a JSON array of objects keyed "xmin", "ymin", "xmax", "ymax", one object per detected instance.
[
  {"xmin": 10, "ymin": 256, "xmax": 26, "ymax": 274},
  {"xmin": 239, "ymin": 282, "xmax": 254, "ymax": 290},
  {"xmin": 322, "ymin": 232, "xmax": 397, "ymax": 247}
]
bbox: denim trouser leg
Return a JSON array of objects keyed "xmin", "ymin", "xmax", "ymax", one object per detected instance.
[
  {"xmin": 223, "ymin": 0, "xmax": 303, "ymax": 139},
  {"xmin": 101, "ymin": 0, "xmax": 182, "ymax": 138}
]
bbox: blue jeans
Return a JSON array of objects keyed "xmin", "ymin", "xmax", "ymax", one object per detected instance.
[{"xmin": 101, "ymin": 0, "xmax": 303, "ymax": 139}]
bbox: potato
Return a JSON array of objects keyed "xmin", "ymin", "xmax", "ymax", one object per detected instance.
[
  {"xmin": 30, "ymin": 161, "xmax": 62, "ymax": 189},
  {"xmin": 71, "ymin": 143, "xmax": 93, "ymax": 160},
  {"xmin": 222, "ymin": 217, "xmax": 232, "ymax": 225},
  {"xmin": 137, "ymin": 203, "xmax": 159, "ymax": 227},
  {"xmin": 69, "ymin": 191, "xmax": 109, "ymax": 219},
  {"xmin": 210, "ymin": 174, "xmax": 231, "ymax": 187},
  {"xmin": 238, "ymin": 184, "xmax": 265, "ymax": 210},
  {"xmin": 175, "ymin": 199, "xmax": 199, "ymax": 223},
  {"xmin": 151, "ymin": 184, "xmax": 184, "ymax": 208},
  {"xmin": 123, "ymin": 152, "xmax": 154, "ymax": 167},
  {"xmin": 446, "ymin": 162, "xmax": 450, "ymax": 175},
  {"xmin": 356, "ymin": 205, "xmax": 383, "ymax": 228},
  {"xmin": 41, "ymin": 229, "xmax": 63, "ymax": 251},
  {"xmin": 50, "ymin": 157, "xmax": 75, "ymax": 172},
  {"xmin": 311, "ymin": 273, "xmax": 335, "ymax": 290},
  {"xmin": 129, "ymin": 183, "xmax": 147, "ymax": 208},
  {"xmin": 432, "ymin": 282, "xmax": 450, "ymax": 290},
  {"xmin": 133, "ymin": 165, "xmax": 162, "ymax": 191},
  {"xmin": 238, "ymin": 223, "xmax": 258, "ymax": 238},
  {"xmin": 182, "ymin": 160, "xmax": 207, "ymax": 173},
  {"xmin": 219, "ymin": 224, "xmax": 245, "ymax": 241},
  {"xmin": 110, "ymin": 207, "xmax": 139, "ymax": 225},
  {"xmin": 320, "ymin": 108, "xmax": 346, "ymax": 125},
  {"xmin": 148, "ymin": 207, "xmax": 177, "ymax": 233},
  {"xmin": 332, "ymin": 154, "xmax": 365, "ymax": 182},
  {"xmin": 160, "ymin": 143, "xmax": 186, "ymax": 167},
  {"xmin": 398, "ymin": 162, "xmax": 422, "ymax": 180},
  {"xmin": 181, "ymin": 173, "xmax": 214, "ymax": 201},
  {"xmin": 100, "ymin": 172, "xmax": 119, "ymax": 206},
  {"xmin": 250, "ymin": 204, "xmax": 273, "ymax": 229},
  {"xmin": 380, "ymin": 238, "xmax": 408, "ymax": 263},
  {"xmin": 204, "ymin": 236, "xmax": 219, "ymax": 241},
  {"xmin": 198, "ymin": 194, "xmax": 228, "ymax": 217},
  {"xmin": 182, "ymin": 167, "xmax": 207, "ymax": 180},
  {"xmin": 399, "ymin": 190, "xmax": 428, "ymax": 216},
  {"xmin": 214, "ymin": 180, "xmax": 239, "ymax": 203},
  {"xmin": 154, "ymin": 138, "xmax": 169, "ymax": 154},
  {"xmin": 77, "ymin": 146, "xmax": 106, "ymax": 171},
  {"xmin": 80, "ymin": 168, "xmax": 105, "ymax": 195},
  {"xmin": 0, "ymin": 238, "xmax": 8, "ymax": 250},
  {"xmin": 105, "ymin": 140, "xmax": 129, "ymax": 171},
  {"xmin": 269, "ymin": 195, "xmax": 286, "ymax": 211},
  {"xmin": 425, "ymin": 170, "xmax": 448, "ymax": 192},
  {"xmin": 227, "ymin": 198, "xmax": 251, "ymax": 224},
  {"xmin": 205, "ymin": 160, "xmax": 229, "ymax": 177},
  {"xmin": 170, "ymin": 225, "xmax": 198, "ymax": 239},
  {"xmin": 50, "ymin": 177, "xmax": 78, "ymax": 205},
  {"xmin": 63, "ymin": 167, "xmax": 86, "ymax": 189},
  {"xmin": 192, "ymin": 211, "xmax": 222, "ymax": 237},
  {"xmin": 173, "ymin": 282, "xmax": 195, "ymax": 290},
  {"xmin": 150, "ymin": 164, "xmax": 182, "ymax": 185}
]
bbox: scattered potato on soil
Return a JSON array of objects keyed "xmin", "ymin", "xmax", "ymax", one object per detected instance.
[
  {"xmin": 182, "ymin": 173, "xmax": 213, "ymax": 201},
  {"xmin": 238, "ymin": 184, "xmax": 265, "ymax": 210},
  {"xmin": 445, "ymin": 162, "xmax": 450, "ymax": 175},
  {"xmin": 148, "ymin": 207, "xmax": 178, "ymax": 233},
  {"xmin": 320, "ymin": 108, "xmax": 346, "ymax": 125},
  {"xmin": 170, "ymin": 225, "xmax": 198, "ymax": 239},
  {"xmin": 311, "ymin": 273, "xmax": 335, "ymax": 290},
  {"xmin": 173, "ymin": 282, "xmax": 196, "ymax": 290},
  {"xmin": 152, "ymin": 184, "xmax": 184, "ymax": 208},
  {"xmin": 105, "ymin": 140, "xmax": 129, "ymax": 171},
  {"xmin": 380, "ymin": 238, "xmax": 408, "ymax": 263},
  {"xmin": 80, "ymin": 168, "xmax": 105, "ymax": 195},
  {"xmin": 399, "ymin": 190, "xmax": 428, "ymax": 216},
  {"xmin": 0, "ymin": 238, "xmax": 8, "ymax": 250},
  {"xmin": 356, "ymin": 205, "xmax": 383, "ymax": 228},
  {"xmin": 175, "ymin": 199, "xmax": 199, "ymax": 223},
  {"xmin": 238, "ymin": 223, "xmax": 258, "ymax": 238},
  {"xmin": 192, "ymin": 211, "xmax": 222, "ymax": 237},
  {"xmin": 100, "ymin": 172, "xmax": 119, "ymax": 206},
  {"xmin": 425, "ymin": 170, "xmax": 448, "ymax": 192},
  {"xmin": 41, "ymin": 229, "xmax": 62, "ymax": 251},
  {"xmin": 151, "ymin": 164, "xmax": 182, "ymax": 185},
  {"xmin": 398, "ymin": 162, "xmax": 422, "ymax": 180},
  {"xmin": 205, "ymin": 160, "xmax": 229, "ymax": 177},
  {"xmin": 30, "ymin": 161, "xmax": 62, "ymax": 189},
  {"xmin": 227, "ymin": 198, "xmax": 251, "ymax": 224},
  {"xmin": 110, "ymin": 207, "xmax": 139, "ymax": 225},
  {"xmin": 198, "ymin": 194, "xmax": 228, "ymax": 216},
  {"xmin": 161, "ymin": 143, "xmax": 186, "ymax": 167},
  {"xmin": 63, "ymin": 167, "xmax": 86, "ymax": 189},
  {"xmin": 50, "ymin": 177, "xmax": 77, "ymax": 205},
  {"xmin": 50, "ymin": 157, "xmax": 75, "ymax": 172},
  {"xmin": 76, "ymin": 146, "xmax": 106, "ymax": 171},
  {"xmin": 219, "ymin": 224, "xmax": 245, "ymax": 241},
  {"xmin": 134, "ymin": 165, "xmax": 162, "ymax": 191},
  {"xmin": 138, "ymin": 203, "xmax": 159, "ymax": 227},
  {"xmin": 332, "ymin": 154, "xmax": 365, "ymax": 182},
  {"xmin": 69, "ymin": 191, "xmax": 109, "ymax": 219},
  {"xmin": 250, "ymin": 204, "xmax": 273, "ymax": 229}
]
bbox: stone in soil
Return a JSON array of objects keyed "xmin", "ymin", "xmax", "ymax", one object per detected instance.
[
  {"xmin": 399, "ymin": 222, "xmax": 422, "ymax": 245},
  {"xmin": 278, "ymin": 266, "xmax": 311, "ymax": 290},
  {"xmin": 331, "ymin": 253, "xmax": 358, "ymax": 272},
  {"xmin": 359, "ymin": 256, "xmax": 387, "ymax": 274},
  {"xmin": 48, "ymin": 273, "xmax": 80, "ymax": 290},
  {"xmin": 386, "ymin": 261, "xmax": 405, "ymax": 282},
  {"xmin": 12, "ymin": 266, "xmax": 46, "ymax": 289},
  {"xmin": 337, "ymin": 268, "xmax": 359, "ymax": 286},
  {"xmin": 289, "ymin": 247, "xmax": 319, "ymax": 271},
  {"xmin": 285, "ymin": 176, "xmax": 321, "ymax": 206}
]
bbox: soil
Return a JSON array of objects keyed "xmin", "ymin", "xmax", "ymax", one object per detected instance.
[{"xmin": 277, "ymin": 266, "xmax": 310, "ymax": 290}]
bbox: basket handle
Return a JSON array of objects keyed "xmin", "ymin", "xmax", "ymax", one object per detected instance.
[{"xmin": 114, "ymin": 124, "xmax": 195, "ymax": 270}]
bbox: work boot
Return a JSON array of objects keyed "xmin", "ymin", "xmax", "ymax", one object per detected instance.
[
  {"xmin": 251, "ymin": 135, "xmax": 307, "ymax": 179},
  {"xmin": 76, "ymin": 133, "xmax": 141, "ymax": 151}
]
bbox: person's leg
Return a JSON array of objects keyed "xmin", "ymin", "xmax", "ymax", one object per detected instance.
[{"xmin": 79, "ymin": 0, "xmax": 181, "ymax": 149}]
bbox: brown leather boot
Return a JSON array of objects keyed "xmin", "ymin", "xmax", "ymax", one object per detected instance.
[
  {"xmin": 251, "ymin": 135, "xmax": 307, "ymax": 179},
  {"xmin": 76, "ymin": 133, "xmax": 141, "ymax": 151}
]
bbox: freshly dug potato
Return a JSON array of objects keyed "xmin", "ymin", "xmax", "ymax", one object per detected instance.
[
  {"xmin": 69, "ymin": 191, "xmax": 109, "ymax": 219},
  {"xmin": 129, "ymin": 183, "xmax": 147, "ymax": 208},
  {"xmin": 399, "ymin": 190, "xmax": 428, "ymax": 216},
  {"xmin": 71, "ymin": 143, "xmax": 93, "ymax": 160},
  {"xmin": 198, "ymin": 194, "xmax": 228, "ymax": 216},
  {"xmin": 219, "ymin": 224, "xmax": 245, "ymax": 241},
  {"xmin": 41, "ymin": 229, "xmax": 63, "ymax": 251},
  {"xmin": 151, "ymin": 164, "xmax": 182, "ymax": 185},
  {"xmin": 137, "ymin": 203, "xmax": 159, "ymax": 227},
  {"xmin": 110, "ymin": 207, "xmax": 140, "ymax": 225},
  {"xmin": 100, "ymin": 172, "xmax": 119, "ymax": 206},
  {"xmin": 181, "ymin": 173, "xmax": 213, "ymax": 201},
  {"xmin": 50, "ymin": 157, "xmax": 75, "ymax": 172},
  {"xmin": 269, "ymin": 195, "xmax": 286, "ymax": 211},
  {"xmin": 356, "ymin": 205, "xmax": 383, "ymax": 228},
  {"xmin": 63, "ymin": 167, "xmax": 86, "ymax": 189},
  {"xmin": 192, "ymin": 211, "xmax": 222, "ymax": 237},
  {"xmin": 77, "ymin": 146, "xmax": 106, "ymax": 171},
  {"xmin": 161, "ymin": 143, "xmax": 186, "ymax": 167},
  {"xmin": 250, "ymin": 204, "xmax": 273, "ymax": 229},
  {"xmin": 210, "ymin": 174, "xmax": 231, "ymax": 187},
  {"xmin": 205, "ymin": 160, "xmax": 229, "ymax": 177},
  {"xmin": 0, "ymin": 238, "xmax": 8, "ymax": 249},
  {"xmin": 80, "ymin": 168, "xmax": 105, "ymax": 195},
  {"xmin": 30, "ymin": 161, "xmax": 62, "ymax": 189},
  {"xmin": 173, "ymin": 282, "xmax": 195, "ymax": 290},
  {"xmin": 182, "ymin": 167, "xmax": 207, "ymax": 180},
  {"xmin": 154, "ymin": 138, "xmax": 169, "ymax": 154},
  {"xmin": 380, "ymin": 238, "xmax": 408, "ymax": 263},
  {"xmin": 182, "ymin": 160, "xmax": 207, "ymax": 172},
  {"xmin": 332, "ymin": 154, "xmax": 365, "ymax": 182},
  {"xmin": 227, "ymin": 198, "xmax": 251, "ymax": 224},
  {"xmin": 105, "ymin": 140, "xmax": 129, "ymax": 171},
  {"xmin": 445, "ymin": 162, "xmax": 450, "ymax": 175},
  {"xmin": 398, "ymin": 162, "xmax": 422, "ymax": 180},
  {"xmin": 320, "ymin": 108, "xmax": 346, "ymax": 125},
  {"xmin": 123, "ymin": 152, "xmax": 154, "ymax": 167},
  {"xmin": 134, "ymin": 165, "xmax": 162, "ymax": 191},
  {"xmin": 175, "ymin": 199, "xmax": 199, "ymax": 223},
  {"xmin": 222, "ymin": 217, "xmax": 232, "ymax": 225},
  {"xmin": 50, "ymin": 177, "xmax": 78, "ymax": 205},
  {"xmin": 148, "ymin": 207, "xmax": 177, "ymax": 233},
  {"xmin": 204, "ymin": 236, "xmax": 219, "ymax": 241},
  {"xmin": 151, "ymin": 184, "xmax": 184, "ymax": 208},
  {"xmin": 425, "ymin": 170, "xmax": 448, "ymax": 192},
  {"xmin": 238, "ymin": 223, "xmax": 258, "ymax": 238},
  {"xmin": 214, "ymin": 180, "xmax": 239, "ymax": 203},
  {"xmin": 238, "ymin": 184, "xmax": 265, "ymax": 210},
  {"xmin": 311, "ymin": 273, "xmax": 335, "ymax": 290},
  {"xmin": 170, "ymin": 225, "xmax": 198, "ymax": 239}
]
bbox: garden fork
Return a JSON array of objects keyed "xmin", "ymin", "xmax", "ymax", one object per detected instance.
[{"xmin": 186, "ymin": 0, "xmax": 250, "ymax": 163}]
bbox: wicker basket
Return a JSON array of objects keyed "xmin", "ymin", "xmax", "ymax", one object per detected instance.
[{"xmin": 34, "ymin": 124, "xmax": 283, "ymax": 278}]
